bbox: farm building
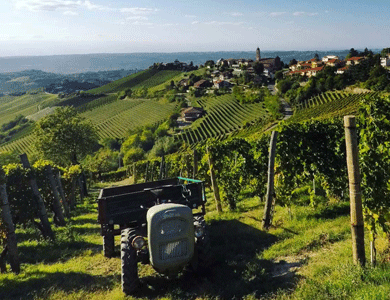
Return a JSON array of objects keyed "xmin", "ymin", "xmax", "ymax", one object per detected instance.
[{"xmin": 183, "ymin": 107, "xmax": 205, "ymax": 122}]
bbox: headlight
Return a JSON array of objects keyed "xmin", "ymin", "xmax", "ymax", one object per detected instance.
[
  {"xmin": 132, "ymin": 236, "xmax": 146, "ymax": 250},
  {"xmin": 194, "ymin": 225, "xmax": 205, "ymax": 238}
]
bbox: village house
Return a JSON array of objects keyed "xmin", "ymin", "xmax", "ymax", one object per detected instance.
[
  {"xmin": 193, "ymin": 79, "xmax": 211, "ymax": 89},
  {"xmin": 183, "ymin": 107, "xmax": 205, "ymax": 122},
  {"xmin": 346, "ymin": 57, "xmax": 364, "ymax": 65},
  {"xmin": 325, "ymin": 59, "xmax": 339, "ymax": 67},
  {"xmin": 214, "ymin": 80, "xmax": 233, "ymax": 89},
  {"xmin": 322, "ymin": 55, "xmax": 339, "ymax": 62},
  {"xmin": 336, "ymin": 66, "xmax": 349, "ymax": 74},
  {"xmin": 381, "ymin": 55, "xmax": 390, "ymax": 68}
]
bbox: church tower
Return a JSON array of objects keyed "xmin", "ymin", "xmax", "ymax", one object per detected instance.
[{"xmin": 256, "ymin": 47, "xmax": 261, "ymax": 61}]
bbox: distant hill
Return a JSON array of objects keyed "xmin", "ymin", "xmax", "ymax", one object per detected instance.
[
  {"xmin": 0, "ymin": 69, "xmax": 136, "ymax": 94},
  {"xmin": 1, "ymin": 50, "xmax": 379, "ymax": 74}
]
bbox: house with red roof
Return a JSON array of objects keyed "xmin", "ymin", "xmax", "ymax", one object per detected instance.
[{"xmin": 346, "ymin": 57, "xmax": 364, "ymax": 65}]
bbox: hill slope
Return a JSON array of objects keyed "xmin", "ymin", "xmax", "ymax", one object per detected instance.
[{"xmin": 87, "ymin": 69, "xmax": 182, "ymax": 94}]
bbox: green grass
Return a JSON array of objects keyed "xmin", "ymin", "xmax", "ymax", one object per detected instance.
[{"xmin": 3, "ymin": 183, "xmax": 389, "ymax": 300}]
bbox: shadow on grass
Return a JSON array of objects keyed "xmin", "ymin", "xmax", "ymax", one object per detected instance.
[
  {"xmin": 0, "ymin": 271, "xmax": 119, "ymax": 300},
  {"xmin": 312, "ymin": 202, "xmax": 350, "ymax": 220},
  {"xmin": 17, "ymin": 240, "xmax": 101, "ymax": 265},
  {"xmin": 135, "ymin": 219, "xmax": 302, "ymax": 299}
]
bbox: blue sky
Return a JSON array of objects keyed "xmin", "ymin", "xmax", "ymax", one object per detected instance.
[{"xmin": 0, "ymin": 0, "xmax": 389, "ymax": 56}]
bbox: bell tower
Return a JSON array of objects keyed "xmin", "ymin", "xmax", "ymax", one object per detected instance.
[{"xmin": 256, "ymin": 47, "xmax": 261, "ymax": 61}]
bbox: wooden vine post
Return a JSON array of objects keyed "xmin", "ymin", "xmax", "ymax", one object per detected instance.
[
  {"xmin": 0, "ymin": 175, "xmax": 20, "ymax": 274},
  {"xmin": 144, "ymin": 161, "xmax": 150, "ymax": 182},
  {"xmin": 262, "ymin": 131, "xmax": 278, "ymax": 230},
  {"xmin": 133, "ymin": 163, "xmax": 137, "ymax": 184},
  {"xmin": 159, "ymin": 156, "xmax": 165, "ymax": 180},
  {"xmin": 344, "ymin": 116, "xmax": 365, "ymax": 266},
  {"xmin": 20, "ymin": 154, "xmax": 55, "ymax": 240},
  {"xmin": 207, "ymin": 147, "xmax": 223, "ymax": 213},
  {"xmin": 193, "ymin": 149, "xmax": 198, "ymax": 179},
  {"xmin": 54, "ymin": 171, "xmax": 70, "ymax": 217},
  {"xmin": 45, "ymin": 166, "xmax": 66, "ymax": 226}
]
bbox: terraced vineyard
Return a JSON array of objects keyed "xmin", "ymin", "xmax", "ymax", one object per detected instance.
[
  {"xmin": 82, "ymin": 99, "xmax": 177, "ymax": 138},
  {"xmin": 87, "ymin": 69, "xmax": 182, "ymax": 94},
  {"xmin": 0, "ymin": 133, "xmax": 36, "ymax": 154},
  {"xmin": 288, "ymin": 91, "xmax": 379, "ymax": 122},
  {"xmin": 176, "ymin": 95, "xmax": 269, "ymax": 145},
  {"xmin": 0, "ymin": 93, "xmax": 58, "ymax": 124}
]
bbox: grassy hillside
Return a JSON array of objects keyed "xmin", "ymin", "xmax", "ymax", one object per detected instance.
[
  {"xmin": 177, "ymin": 94, "xmax": 270, "ymax": 145},
  {"xmin": 87, "ymin": 69, "xmax": 182, "ymax": 94},
  {"xmin": 1, "ymin": 184, "xmax": 389, "ymax": 300},
  {"xmin": 0, "ymin": 93, "xmax": 58, "ymax": 125}
]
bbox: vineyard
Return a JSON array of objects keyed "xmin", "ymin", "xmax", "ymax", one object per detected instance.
[
  {"xmin": 0, "ymin": 93, "xmax": 58, "ymax": 125},
  {"xmin": 82, "ymin": 99, "xmax": 177, "ymax": 138},
  {"xmin": 289, "ymin": 91, "xmax": 379, "ymax": 122},
  {"xmin": 176, "ymin": 95, "xmax": 270, "ymax": 146},
  {"xmin": 87, "ymin": 69, "xmax": 182, "ymax": 94},
  {"xmin": 0, "ymin": 134, "xmax": 37, "ymax": 154}
]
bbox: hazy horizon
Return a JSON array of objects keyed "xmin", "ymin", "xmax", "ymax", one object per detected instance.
[{"xmin": 1, "ymin": 1, "xmax": 389, "ymax": 57}]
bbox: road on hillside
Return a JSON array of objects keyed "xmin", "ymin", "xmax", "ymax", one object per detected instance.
[{"xmin": 267, "ymin": 83, "xmax": 293, "ymax": 120}]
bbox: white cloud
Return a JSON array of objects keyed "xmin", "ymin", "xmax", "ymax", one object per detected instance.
[
  {"xmin": 120, "ymin": 7, "xmax": 158, "ymax": 15},
  {"xmin": 293, "ymin": 11, "xmax": 319, "ymax": 16},
  {"xmin": 270, "ymin": 12, "xmax": 286, "ymax": 17},
  {"xmin": 185, "ymin": 14, "xmax": 196, "ymax": 18},
  {"xmin": 13, "ymin": 0, "xmax": 113, "ymax": 12},
  {"xmin": 63, "ymin": 10, "xmax": 78, "ymax": 15},
  {"xmin": 204, "ymin": 21, "xmax": 244, "ymax": 26},
  {"xmin": 192, "ymin": 21, "xmax": 199, "ymax": 24},
  {"xmin": 162, "ymin": 23, "xmax": 179, "ymax": 27},
  {"xmin": 126, "ymin": 16, "xmax": 148, "ymax": 20},
  {"xmin": 83, "ymin": 0, "xmax": 112, "ymax": 11},
  {"xmin": 13, "ymin": 0, "xmax": 82, "ymax": 12}
]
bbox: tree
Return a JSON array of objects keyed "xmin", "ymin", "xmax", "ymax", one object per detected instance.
[
  {"xmin": 346, "ymin": 48, "xmax": 359, "ymax": 59},
  {"xmin": 274, "ymin": 70, "xmax": 284, "ymax": 81},
  {"xmin": 205, "ymin": 60, "xmax": 215, "ymax": 67},
  {"xmin": 314, "ymin": 53, "xmax": 319, "ymax": 60},
  {"xmin": 289, "ymin": 59, "xmax": 297, "ymax": 67},
  {"xmin": 380, "ymin": 48, "xmax": 390, "ymax": 57},
  {"xmin": 33, "ymin": 107, "xmax": 98, "ymax": 166},
  {"xmin": 253, "ymin": 62, "xmax": 264, "ymax": 76}
]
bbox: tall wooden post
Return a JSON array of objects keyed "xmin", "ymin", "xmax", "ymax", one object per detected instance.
[
  {"xmin": 0, "ymin": 181, "xmax": 20, "ymax": 274},
  {"xmin": 344, "ymin": 116, "xmax": 365, "ymax": 266},
  {"xmin": 45, "ymin": 166, "xmax": 66, "ymax": 226},
  {"xmin": 144, "ymin": 161, "xmax": 149, "ymax": 182},
  {"xmin": 262, "ymin": 131, "xmax": 278, "ymax": 230},
  {"xmin": 20, "ymin": 154, "xmax": 55, "ymax": 240},
  {"xmin": 133, "ymin": 163, "xmax": 137, "ymax": 184},
  {"xmin": 193, "ymin": 149, "xmax": 198, "ymax": 179},
  {"xmin": 54, "ymin": 171, "xmax": 70, "ymax": 216},
  {"xmin": 207, "ymin": 147, "xmax": 223, "ymax": 213},
  {"xmin": 159, "ymin": 156, "xmax": 165, "ymax": 180}
]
